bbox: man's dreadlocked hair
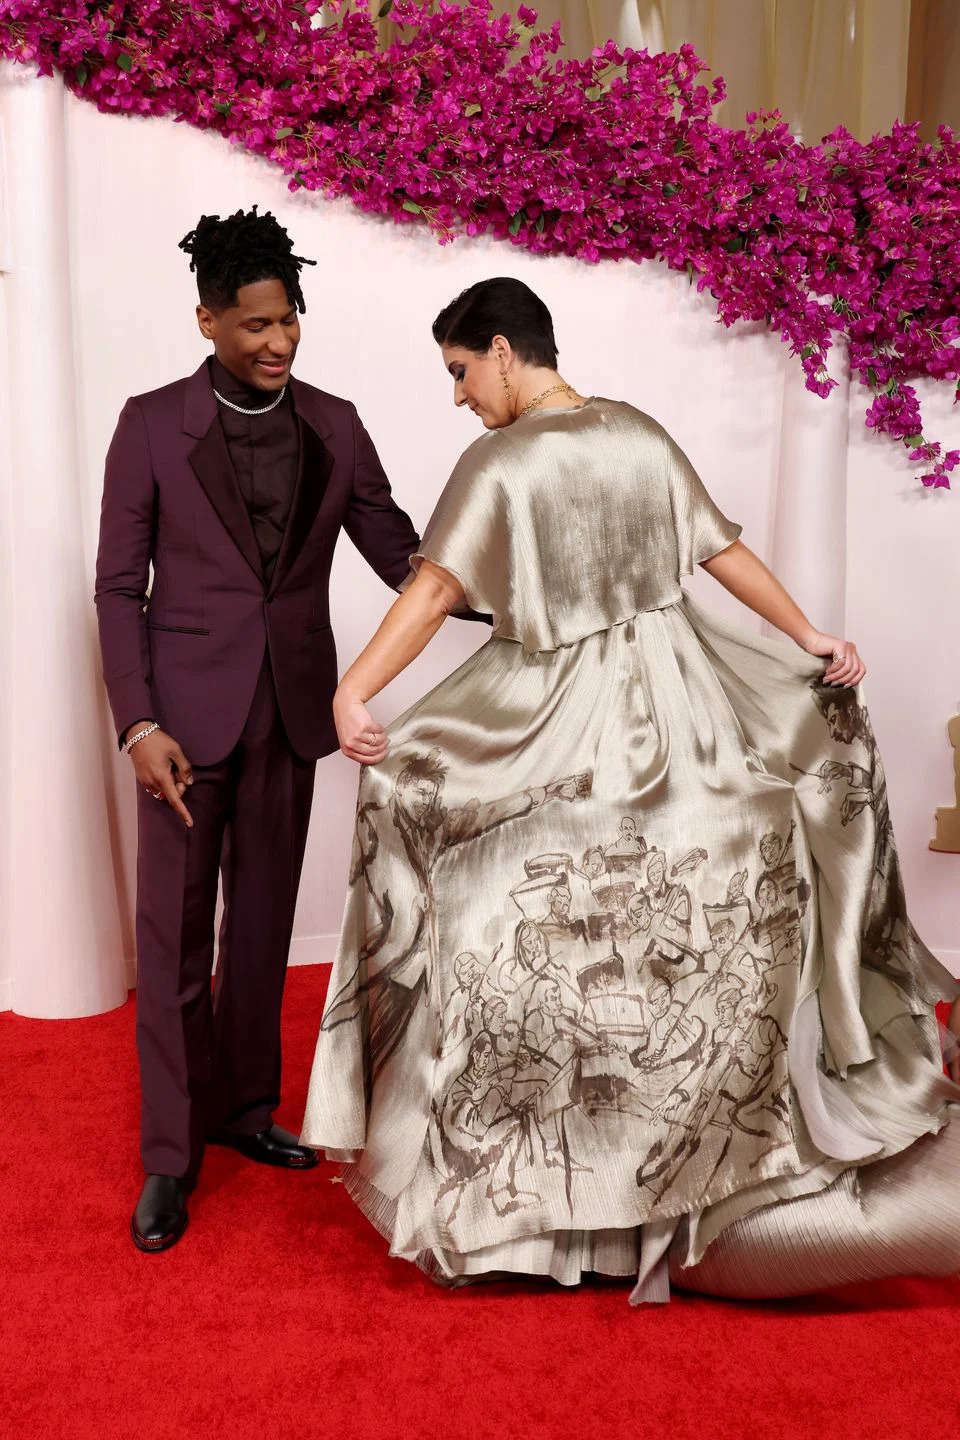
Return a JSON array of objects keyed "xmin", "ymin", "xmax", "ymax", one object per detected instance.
[{"xmin": 178, "ymin": 206, "xmax": 317, "ymax": 313}]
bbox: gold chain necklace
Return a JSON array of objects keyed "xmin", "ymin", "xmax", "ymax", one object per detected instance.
[{"xmin": 518, "ymin": 383, "xmax": 578, "ymax": 417}]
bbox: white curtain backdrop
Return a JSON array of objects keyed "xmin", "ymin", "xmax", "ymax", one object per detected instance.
[{"xmin": 1, "ymin": 65, "xmax": 957, "ymax": 1016}]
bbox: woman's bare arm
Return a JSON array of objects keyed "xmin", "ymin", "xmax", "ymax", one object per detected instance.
[
  {"xmin": 701, "ymin": 540, "xmax": 866, "ymax": 688},
  {"xmin": 334, "ymin": 561, "xmax": 466, "ymax": 764}
]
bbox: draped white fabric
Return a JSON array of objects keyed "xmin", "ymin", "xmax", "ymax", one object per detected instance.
[{"xmin": 0, "ymin": 64, "xmax": 957, "ymax": 1016}]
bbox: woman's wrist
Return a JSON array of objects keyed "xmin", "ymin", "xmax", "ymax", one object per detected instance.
[
  {"xmin": 336, "ymin": 678, "xmax": 368, "ymax": 706},
  {"xmin": 790, "ymin": 620, "xmax": 818, "ymax": 650}
]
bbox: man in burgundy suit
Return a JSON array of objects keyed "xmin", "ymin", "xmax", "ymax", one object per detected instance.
[{"xmin": 95, "ymin": 208, "xmax": 430, "ymax": 1251}]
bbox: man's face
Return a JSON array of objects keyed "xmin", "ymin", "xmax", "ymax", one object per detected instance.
[
  {"xmin": 760, "ymin": 835, "xmax": 780, "ymax": 867},
  {"xmin": 758, "ymin": 878, "xmax": 779, "ymax": 911},
  {"xmin": 584, "ymin": 849, "xmax": 604, "ymax": 878},
  {"xmin": 397, "ymin": 775, "xmax": 439, "ymax": 823},
  {"xmin": 717, "ymin": 999, "xmax": 735, "ymax": 1028},
  {"xmin": 648, "ymin": 983, "xmax": 670, "ymax": 1018},
  {"xmin": 485, "ymin": 1002, "xmax": 507, "ymax": 1036},
  {"xmin": 550, "ymin": 888, "xmax": 571, "ymax": 922},
  {"xmin": 541, "ymin": 982, "xmax": 562, "ymax": 1017},
  {"xmin": 197, "ymin": 278, "xmax": 300, "ymax": 393},
  {"xmin": 824, "ymin": 701, "xmax": 856, "ymax": 745},
  {"xmin": 472, "ymin": 1042, "xmax": 491, "ymax": 1079},
  {"xmin": 627, "ymin": 893, "xmax": 650, "ymax": 928},
  {"xmin": 455, "ymin": 953, "xmax": 483, "ymax": 991}
]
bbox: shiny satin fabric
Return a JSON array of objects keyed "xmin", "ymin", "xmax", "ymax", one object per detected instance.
[{"xmin": 301, "ymin": 399, "xmax": 960, "ymax": 1301}]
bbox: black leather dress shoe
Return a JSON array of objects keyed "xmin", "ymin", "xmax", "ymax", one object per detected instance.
[
  {"xmin": 209, "ymin": 1123, "xmax": 318, "ymax": 1169},
  {"xmin": 131, "ymin": 1175, "xmax": 188, "ymax": 1253}
]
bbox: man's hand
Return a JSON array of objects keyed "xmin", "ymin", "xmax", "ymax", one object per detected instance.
[
  {"xmin": 546, "ymin": 772, "xmax": 593, "ymax": 804},
  {"xmin": 333, "ymin": 689, "xmax": 389, "ymax": 767},
  {"xmin": 127, "ymin": 721, "xmax": 194, "ymax": 827}
]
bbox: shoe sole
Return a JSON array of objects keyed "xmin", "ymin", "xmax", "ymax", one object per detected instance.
[{"xmin": 130, "ymin": 1211, "xmax": 189, "ymax": 1254}]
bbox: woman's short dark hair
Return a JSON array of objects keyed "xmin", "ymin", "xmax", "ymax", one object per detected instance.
[{"xmin": 432, "ymin": 277, "xmax": 558, "ymax": 368}]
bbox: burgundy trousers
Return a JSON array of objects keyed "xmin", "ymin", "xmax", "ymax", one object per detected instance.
[{"xmin": 134, "ymin": 661, "xmax": 316, "ymax": 1180}]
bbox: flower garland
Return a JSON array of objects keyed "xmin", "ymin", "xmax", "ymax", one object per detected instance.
[{"xmin": 2, "ymin": 0, "xmax": 959, "ymax": 486}]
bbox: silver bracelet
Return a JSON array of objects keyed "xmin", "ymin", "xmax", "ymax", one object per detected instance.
[{"xmin": 125, "ymin": 722, "xmax": 159, "ymax": 753}]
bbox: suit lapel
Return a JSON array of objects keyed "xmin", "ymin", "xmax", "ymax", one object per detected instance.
[
  {"xmin": 188, "ymin": 418, "xmax": 264, "ymax": 582},
  {"xmin": 268, "ymin": 416, "xmax": 334, "ymax": 595},
  {"xmin": 183, "ymin": 361, "xmax": 263, "ymax": 582}
]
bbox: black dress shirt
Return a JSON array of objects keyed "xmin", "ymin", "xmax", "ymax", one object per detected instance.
[{"xmin": 210, "ymin": 356, "xmax": 300, "ymax": 584}]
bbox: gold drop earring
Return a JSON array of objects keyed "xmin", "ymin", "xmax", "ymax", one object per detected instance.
[{"xmin": 500, "ymin": 369, "xmax": 513, "ymax": 412}]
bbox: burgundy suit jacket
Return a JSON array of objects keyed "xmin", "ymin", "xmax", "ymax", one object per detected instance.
[{"xmin": 95, "ymin": 362, "xmax": 420, "ymax": 765}]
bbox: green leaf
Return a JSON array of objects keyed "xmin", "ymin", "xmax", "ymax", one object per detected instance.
[
  {"xmin": 76, "ymin": 62, "xmax": 89, "ymax": 86},
  {"xmin": 377, "ymin": 0, "xmax": 394, "ymax": 15},
  {"xmin": 256, "ymin": 26, "xmax": 266, "ymax": 42},
  {"xmin": 534, "ymin": 216, "xmax": 545, "ymax": 234},
  {"xmin": 905, "ymin": 433, "xmax": 924, "ymax": 447},
  {"xmin": 275, "ymin": 127, "xmax": 294, "ymax": 139},
  {"xmin": 464, "ymin": 102, "xmax": 482, "ymax": 117},
  {"xmin": 402, "ymin": 199, "xmax": 422, "ymax": 214},
  {"xmin": 116, "ymin": 52, "xmax": 134, "ymax": 72},
  {"xmin": 214, "ymin": 101, "xmax": 232, "ymax": 116},
  {"xmin": 800, "ymin": 344, "xmax": 818, "ymax": 360},
  {"xmin": 508, "ymin": 212, "xmax": 524, "ymax": 235},
  {"xmin": 723, "ymin": 236, "xmax": 744, "ymax": 253},
  {"xmin": 585, "ymin": 85, "xmax": 603, "ymax": 101},
  {"xmin": 662, "ymin": 182, "xmax": 680, "ymax": 197},
  {"xmin": 797, "ymin": 184, "xmax": 808, "ymax": 202}
]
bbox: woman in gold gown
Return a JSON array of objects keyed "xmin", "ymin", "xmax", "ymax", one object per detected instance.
[{"xmin": 302, "ymin": 278, "xmax": 960, "ymax": 1303}]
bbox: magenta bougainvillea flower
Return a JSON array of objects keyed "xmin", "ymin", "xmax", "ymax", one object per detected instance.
[{"xmin": 2, "ymin": 0, "xmax": 959, "ymax": 486}]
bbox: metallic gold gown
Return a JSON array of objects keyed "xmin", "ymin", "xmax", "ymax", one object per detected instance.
[{"xmin": 302, "ymin": 398, "xmax": 960, "ymax": 1302}]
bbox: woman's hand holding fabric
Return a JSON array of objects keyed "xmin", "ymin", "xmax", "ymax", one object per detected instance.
[
  {"xmin": 333, "ymin": 690, "xmax": 389, "ymax": 766},
  {"xmin": 802, "ymin": 631, "xmax": 867, "ymax": 687}
]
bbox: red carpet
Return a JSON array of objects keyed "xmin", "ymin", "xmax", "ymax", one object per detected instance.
[{"xmin": 2, "ymin": 967, "xmax": 957, "ymax": 1440}]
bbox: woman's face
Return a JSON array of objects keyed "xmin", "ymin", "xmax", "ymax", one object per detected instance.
[
  {"xmin": 441, "ymin": 341, "xmax": 515, "ymax": 429},
  {"xmin": 517, "ymin": 923, "xmax": 543, "ymax": 965}
]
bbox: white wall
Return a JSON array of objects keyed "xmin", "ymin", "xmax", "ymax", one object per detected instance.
[
  {"xmin": 2, "ymin": 78, "xmax": 957, "ymax": 1011},
  {"xmin": 846, "ymin": 381, "xmax": 960, "ymax": 967}
]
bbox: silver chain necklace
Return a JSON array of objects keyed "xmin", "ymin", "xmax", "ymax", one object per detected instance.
[{"xmin": 213, "ymin": 384, "xmax": 287, "ymax": 416}]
